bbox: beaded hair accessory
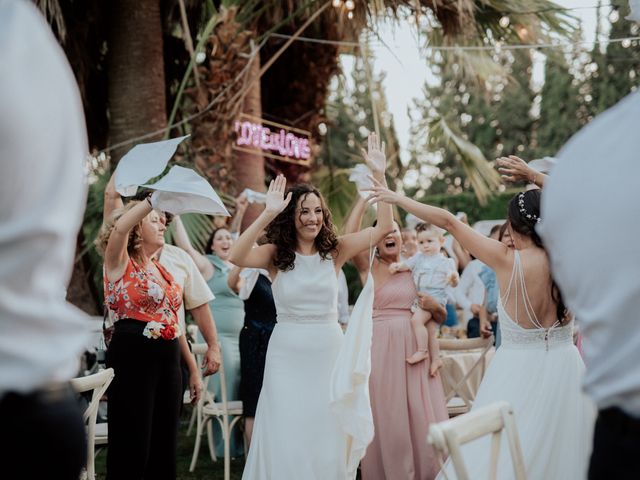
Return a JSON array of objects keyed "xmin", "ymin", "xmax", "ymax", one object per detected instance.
[{"xmin": 518, "ymin": 192, "xmax": 541, "ymax": 224}]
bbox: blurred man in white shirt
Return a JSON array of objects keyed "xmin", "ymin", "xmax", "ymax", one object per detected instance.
[
  {"xmin": 539, "ymin": 90, "xmax": 640, "ymax": 479},
  {"xmin": 0, "ymin": 1, "xmax": 90, "ymax": 477}
]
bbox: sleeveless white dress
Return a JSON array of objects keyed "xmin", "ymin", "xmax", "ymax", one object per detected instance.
[
  {"xmin": 242, "ymin": 253, "xmax": 348, "ymax": 480},
  {"xmin": 438, "ymin": 251, "xmax": 596, "ymax": 479}
]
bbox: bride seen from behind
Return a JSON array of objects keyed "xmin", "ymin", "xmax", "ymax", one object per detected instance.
[{"xmin": 367, "ymin": 182, "xmax": 596, "ymax": 479}]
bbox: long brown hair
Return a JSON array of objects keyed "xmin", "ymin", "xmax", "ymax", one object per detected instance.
[{"xmin": 265, "ymin": 184, "xmax": 338, "ymax": 271}]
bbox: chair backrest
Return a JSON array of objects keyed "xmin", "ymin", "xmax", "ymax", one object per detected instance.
[
  {"xmin": 191, "ymin": 342, "xmax": 229, "ymax": 411},
  {"xmin": 428, "ymin": 401, "xmax": 527, "ymax": 480},
  {"xmin": 70, "ymin": 368, "xmax": 115, "ymax": 480},
  {"xmin": 438, "ymin": 336, "xmax": 494, "ymax": 407}
]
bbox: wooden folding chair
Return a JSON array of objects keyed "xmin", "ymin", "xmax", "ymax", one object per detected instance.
[
  {"xmin": 438, "ymin": 336, "xmax": 494, "ymax": 416},
  {"xmin": 189, "ymin": 343, "xmax": 244, "ymax": 480},
  {"xmin": 428, "ymin": 401, "xmax": 527, "ymax": 480},
  {"xmin": 70, "ymin": 368, "xmax": 115, "ymax": 480}
]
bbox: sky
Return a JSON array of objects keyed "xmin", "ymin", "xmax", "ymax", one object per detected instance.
[{"xmin": 340, "ymin": 1, "xmax": 604, "ymax": 166}]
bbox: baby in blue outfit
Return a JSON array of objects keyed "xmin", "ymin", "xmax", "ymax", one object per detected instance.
[{"xmin": 390, "ymin": 223, "xmax": 458, "ymax": 375}]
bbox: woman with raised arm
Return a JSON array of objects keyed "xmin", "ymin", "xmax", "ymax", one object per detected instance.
[
  {"xmin": 97, "ymin": 196, "xmax": 201, "ymax": 480},
  {"xmin": 344, "ymin": 194, "xmax": 448, "ymax": 480},
  {"xmin": 367, "ymin": 183, "xmax": 595, "ymax": 479},
  {"xmin": 231, "ymin": 133, "xmax": 393, "ymax": 479}
]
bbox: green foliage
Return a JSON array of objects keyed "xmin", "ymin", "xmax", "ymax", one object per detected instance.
[
  {"xmin": 316, "ymin": 51, "xmax": 401, "ymax": 230},
  {"xmin": 409, "ymin": 50, "xmax": 533, "ymax": 201},
  {"xmin": 534, "ymin": 55, "xmax": 585, "ymax": 157},
  {"xmin": 589, "ymin": 0, "xmax": 640, "ymax": 116}
]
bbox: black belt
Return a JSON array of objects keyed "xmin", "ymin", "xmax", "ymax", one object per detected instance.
[
  {"xmin": 599, "ymin": 407, "xmax": 640, "ymax": 435},
  {"xmin": 0, "ymin": 383, "xmax": 74, "ymax": 407}
]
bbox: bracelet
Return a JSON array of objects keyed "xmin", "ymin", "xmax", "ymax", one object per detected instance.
[{"xmin": 145, "ymin": 195, "xmax": 153, "ymax": 208}]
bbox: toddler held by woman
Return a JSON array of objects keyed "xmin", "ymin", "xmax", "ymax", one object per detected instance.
[{"xmin": 390, "ymin": 222, "xmax": 458, "ymax": 374}]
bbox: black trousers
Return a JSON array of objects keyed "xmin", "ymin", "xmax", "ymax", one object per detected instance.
[
  {"xmin": 589, "ymin": 407, "xmax": 640, "ymax": 479},
  {"xmin": 0, "ymin": 385, "xmax": 86, "ymax": 479},
  {"xmin": 106, "ymin": 320, "xmax": 182, "ymax": 480}
]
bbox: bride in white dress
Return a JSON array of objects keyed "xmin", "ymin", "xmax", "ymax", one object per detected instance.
[
  {"xmin": 366, "ymin": 186, "xmax": 596, "ymax": 479},
  {"xmin": 230, "ymin": 133, "xmax": 393, "ymax": 479}
]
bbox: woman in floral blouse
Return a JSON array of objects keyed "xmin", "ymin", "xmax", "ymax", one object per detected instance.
[{"xmin": 97, "ymin": 197, "xmax": 200, "ymax": 480}]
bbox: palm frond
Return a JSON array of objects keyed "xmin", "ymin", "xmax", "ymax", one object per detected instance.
[
  {"xmin": 428, "ymin": 114, "xmax": 501, "ymax": 204},
  {"xmin": 167, "ymin": 213, "xmax": 215, "ymax": 253}
]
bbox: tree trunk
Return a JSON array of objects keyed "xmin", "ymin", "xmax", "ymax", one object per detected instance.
[
  {"xmin": 235, "ymin": 54, "xmax": 266, "ymax": 231},
  {"xmin": 107, "ymin": 0, "xmax": 167, "ymax": 163},
  {"xmin": 66, "ymin": 234, "xmax": 100, "ymax": 316}
]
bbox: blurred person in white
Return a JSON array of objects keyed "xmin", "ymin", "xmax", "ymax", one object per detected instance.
[
  {"xmin": 539, "ymin": 89, "xmax": 640, "ymax": 479},
  {"xmin": 454, "ymin": 254, "xmax": 486, "ymax": 328},
  {"xmin": 0, "ymin": 1, "xmax": 89, "ymax": 477}
]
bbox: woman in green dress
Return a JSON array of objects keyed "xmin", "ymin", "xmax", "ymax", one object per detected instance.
[{"xmin": 173, "ymin": 213, "xmax": 246, "ymax": 457}]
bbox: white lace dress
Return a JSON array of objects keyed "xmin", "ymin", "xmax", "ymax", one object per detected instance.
[
  {"xmin": 438, "ymin": 251, "xmax": 596, "ymax": 479},
  {"xmin": 242, "ymin": 253, "xmax": 348, "ymax": 480}
]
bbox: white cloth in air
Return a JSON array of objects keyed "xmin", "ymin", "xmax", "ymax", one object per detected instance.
[
  {"xmin": 114, "ymin": 135, "xmax": 189, "ymax": 197},
  {"xmin": 145, "ymin": 165, "xmax": 229, "ymax": 216},
  {"xmin": 330, "ymin": 270, "xmax": 375, "ymax": 479}
]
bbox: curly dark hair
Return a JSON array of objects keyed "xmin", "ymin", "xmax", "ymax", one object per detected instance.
[
  {"xmin": 265, "ymin": 183, "xmax": 339, "ymax": 271},
  {"xmin": 507, "ymin": 189, "xmax": 568, "ymax": 323}
]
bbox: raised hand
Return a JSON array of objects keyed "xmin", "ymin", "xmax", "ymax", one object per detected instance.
[
  {"xmin": 365, "ymin": 175, "xmax": 402, "ymax": 205},
  {"xmin": 361, "ymin": 132, "xmax": 386, "ymax": 176},
  {"xmin": 496, "ymin": 155, "xmax": 536, "ymax": 183},
  {"xmin": 235, "ymin": 192, "xmax": 249, "ymax": 213},
  {"xmin": 264, "ymin": 174, "xmax": 292, "ymax": 216}
]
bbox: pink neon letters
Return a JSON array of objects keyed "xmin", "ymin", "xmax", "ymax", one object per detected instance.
[{"xmin": 235, "ymin": 120, "xmax": 311, "ymax": 160}]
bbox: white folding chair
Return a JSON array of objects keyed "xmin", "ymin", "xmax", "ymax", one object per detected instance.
[
  {"xmin": 189, "ymin": 343, "xmax": 243, "ymax": 480},
  {"xmin": 70, "ymin": 368, "xmax": 115, "ymax": 480},
  {"xmin": 438, "ymin": 336, "xmax": 494, "ymax": 416},
  {"xmin": 428, "ymin": 401, "xmax": 527, "ymax": 480}
]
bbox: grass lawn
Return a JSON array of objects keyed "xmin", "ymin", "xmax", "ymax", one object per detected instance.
[{"xmin": 95, "ymin": 410, "xmax": 246, "ymax": 480}]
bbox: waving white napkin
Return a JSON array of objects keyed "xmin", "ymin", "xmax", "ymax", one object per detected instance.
[
  {"xmin": 144, "ymin": 166, "xmax": 229, "ymax": 216},
  {"xmin": 114, "ymin": 135, "xmax": 189, "ymax": 197},
  {"xmin": 329, "ymin": 272, "xmax": 375, "ymax": 479},
  {"xmin": 241, "ymin": 188, "xmax": 267, "ymax": 204}
]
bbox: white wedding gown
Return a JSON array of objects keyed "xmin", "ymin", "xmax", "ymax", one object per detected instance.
[
  {"xmin": 438, "ymin": 251, "xmax": 596, "ymax": 480},
  {"xmin": 242, "ymin": 253, "xmax": 348, "ymax": 480}
]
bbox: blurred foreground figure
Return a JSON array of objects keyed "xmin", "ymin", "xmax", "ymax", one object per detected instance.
[
  {"xmin": 539, "ymin": 91, "xmax": 640, "ymax": 479},
  {"xmin": 0, "ymin": 1, "xmax": 90, "ymax": 477}
]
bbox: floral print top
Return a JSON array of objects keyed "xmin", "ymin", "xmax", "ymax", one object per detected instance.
[{"xmin": 104, "ymin": 257, "xmax": 183, "ymax": 340}]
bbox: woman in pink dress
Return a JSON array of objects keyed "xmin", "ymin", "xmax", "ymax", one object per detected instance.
[{"xmin": 345, "ymin": 196, "xmax": 449, "ymax": 480}]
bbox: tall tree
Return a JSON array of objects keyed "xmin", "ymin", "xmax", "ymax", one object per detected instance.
[
  {"xmin": 409, "ymin": 49, "xmax": 533, "ymax": 198},
  {"xmin": 534, "ymin": 55, "xmax": 584, "ymax": 157},
  {"xmin": 589, "ymin": 0, "xmax": 640, "ymax": 115}
]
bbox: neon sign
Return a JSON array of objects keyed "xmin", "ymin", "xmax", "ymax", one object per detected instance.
[{"xmin": 233, "ymin": 114, "xmax": 312, "ymax": 166}]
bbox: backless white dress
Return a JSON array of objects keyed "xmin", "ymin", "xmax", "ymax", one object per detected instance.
[
  {"xmin": 437, "ymin": 251, "xmax": 596, "ymax": 479},
  {"xmin": 242, "ymin": 252, "xmax": 348, "ymax": 479}
]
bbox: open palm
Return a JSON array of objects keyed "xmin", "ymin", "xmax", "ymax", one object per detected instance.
[
  {"xmin": 361, "ymin": 132, "xmax": 386, "ymax": 175},
  {"xmin": 265, "ymin": 174, "xmax": 292, "ymax": 215}
]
